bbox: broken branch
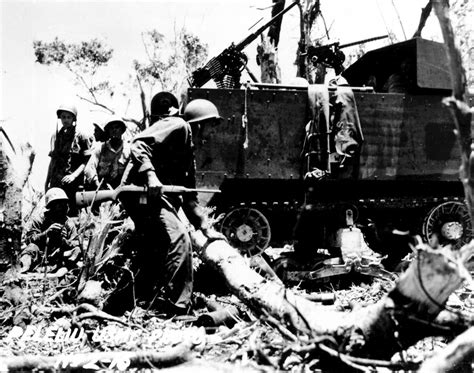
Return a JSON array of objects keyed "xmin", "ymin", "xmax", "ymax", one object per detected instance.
[
  {"xmin": 192, "ymin": 231, "xmax": 472, "ymax": 359},
  {"xmin": 0, "ymin": 341, "xmax": 192, "ymax": 371}
]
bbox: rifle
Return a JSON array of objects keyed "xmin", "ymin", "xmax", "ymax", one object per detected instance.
[
  {"xmin": 307, "ymin": 35, "xmax": 389, "ymax": 75},
  {"xmin": 188, "ymin": 0, "xmax": 298, "ymax": 89},
  {"xmin": 76, "ymin": 185, "xmax": 221, "ymax": 207}
]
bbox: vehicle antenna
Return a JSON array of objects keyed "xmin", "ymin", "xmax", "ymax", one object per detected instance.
[
  {"xmin": 320, "ymin": 12, "xmax": 330, "ymax": 39},
  {"xmin": 248, "ymin": 17, "xmax": 264, "ymax": 31},
  {"xmin": 391, "ymin": 0, "xmax": 407, "ymax": 40},
  {"xmin": 375, "ymin": 0, "xmax": 394, "ymax": 44}
]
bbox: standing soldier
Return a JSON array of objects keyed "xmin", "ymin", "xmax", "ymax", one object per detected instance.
[
  {"xmin": 84, "ymin": 116, "xmax": 130, "ymax": 191},
  {"xmin": 19, "ymin": 188, "xmax": 82, "ymax": 272},
  {"xmin": 92, "ymin": 121, "xmax": 107, "ymax": 142},
  {"xmin": 107, "ymin": 94, "xmax": 223, "ymax": 316},
  {"xmin": 45, "ymin": 104, "xmax": 93, "ymax": 214}
]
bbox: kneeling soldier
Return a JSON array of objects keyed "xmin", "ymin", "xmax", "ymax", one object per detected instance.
[{"xmin": 20, "ymin": 188, "xmax": 82, "ymax": 272}]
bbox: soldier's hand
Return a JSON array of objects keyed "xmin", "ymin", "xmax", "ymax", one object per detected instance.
[
  {"xmin": 146, "ymin": 171, "xmax": 163, "ymax": 200},
  {"xmin": 61, "ymin": 174, "xmax": 76, "ymax": 184},
  {"xmin": 46, "ymin": 223, "xmax": 64, "ymax": 238}
]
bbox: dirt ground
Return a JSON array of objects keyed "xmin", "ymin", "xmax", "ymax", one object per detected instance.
[{"xmin": 1, "ymin": 263, "xmax": 472, "ymax": 372}]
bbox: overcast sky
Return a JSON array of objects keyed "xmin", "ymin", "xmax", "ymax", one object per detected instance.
[{"xmin": 0, "ymin": 0, "xmax": 442, "ymax": 188}]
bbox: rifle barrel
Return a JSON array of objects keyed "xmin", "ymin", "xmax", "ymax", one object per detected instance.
[
  {"xmin": 76, "ymin": 185, "xmax": 220, "ymax": 207},
  {"xmin": 193, "ymin": 188, "xmax": 221, "ymax": 194},
  {"xmin": 339, "ymin": 35, "xmax": 389, "ymax": 49},
  {"xmin": 161, "ymin": 185, "xmax": 221, "ymax": 194}
]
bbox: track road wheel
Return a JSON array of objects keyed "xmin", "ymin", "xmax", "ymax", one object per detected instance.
[
  {"xmin": 271, "ymin": 257, "xmax": 300, "ymax": 283},
  {"xmin": 423, "ymin": 201, "xmax": 472, "ymax": 250},
  {"xmin": 220, "ymin": 207, "xmax": 271, "ymax": 256}
]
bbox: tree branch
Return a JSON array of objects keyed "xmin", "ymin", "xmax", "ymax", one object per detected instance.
[
  {"xmin": 67, "ymin": 65, "xmax": 100, "ymax": 104},
  {"xmin": 0, "ymin": 342, "xmax": 192, "ymax": 371},
  {"xmin": 413, "ymin": 0, "xmax": 433, "ymax": 38},
  {"xmin": 136, "ymin": 74, "xmax": 148, "ymax": 129},
  {"xmin": 77, "ymin": 95, "xmax": 115, "ymax": 114},
  {"xmin": 191, "ymin": 231, "xmax": 473, "ymax": 360}
]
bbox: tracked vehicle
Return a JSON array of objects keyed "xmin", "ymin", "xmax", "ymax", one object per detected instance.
[{"xmin": 187, "ymin": 37, "xmax": 472, "ymax": 281}]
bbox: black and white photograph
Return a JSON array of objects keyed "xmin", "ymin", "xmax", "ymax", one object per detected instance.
[{"xmin": 0, "ymin": 0, "xmax": 473, "ymax": 371}]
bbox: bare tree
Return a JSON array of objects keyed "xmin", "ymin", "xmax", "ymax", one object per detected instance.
[
  {"xmin": 134, "ymin": 27, "xmax": 208, "ymax": 97},
  {"xmin": 34, "ymin": 38, "xmax": 114, "ymax": 113},
  {"xmin": 33, "ymin": 30, "xmax": 208, "ymax": 129}
]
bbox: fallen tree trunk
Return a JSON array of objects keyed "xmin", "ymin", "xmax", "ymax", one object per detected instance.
[
  {"xmin": 0, "ymin": 341, "xmax": 192, "ymax": 371},
  {"xmin": 193, "ymin": 232, "xmax": 473, "ymax": 360}
]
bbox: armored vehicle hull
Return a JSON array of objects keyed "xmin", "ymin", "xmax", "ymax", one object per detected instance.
[{"xmin": 188, "ymin": 38, "xmax": 473, "ymax": 258}]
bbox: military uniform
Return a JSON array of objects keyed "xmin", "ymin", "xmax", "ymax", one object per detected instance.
[
  {"xmin": 84, "ymin": 140, "xmax": 130, "ymax": 190},
  {"xmin": 119, "ymin": 116, "xmax": 206, "ymax": 313},
  {"xmin": 22, "ymin": 211, "xmax": 80, "ymax": 270},
  {"xmin": 46, "ymin": 125, "xmax": 93, "ymax": 211}
]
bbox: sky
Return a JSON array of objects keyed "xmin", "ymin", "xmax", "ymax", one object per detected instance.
[{"xmin": 0, "ymin": 0, "xmax": 443, "ymax": 189}]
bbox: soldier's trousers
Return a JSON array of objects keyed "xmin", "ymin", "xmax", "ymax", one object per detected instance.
[{"xmin": 121, "ymin": 198, "xmax": 193, "ymax": 313}]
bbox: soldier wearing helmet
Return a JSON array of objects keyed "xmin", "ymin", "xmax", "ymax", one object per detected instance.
[
  {"xmin": 150, "ymin": 91, "xmax": 180, "ymax": 122},
  {"xmin": 84, "ymin": 116, "xmax": 130, "ymax": 191},
  {"xmin": 45, "ymin": 103, "xmax": 93, "ymax": 215},
  {"xmin": 183, "ymin": 99, "xmax": 221, "ymax": 125},
  {"xmin": 106, "ymin": 96, "xmax": 223, "ymax": 316},
  {"xmin": 19, "ymin": 188, "xmax": 81, "ymax": 272},
  {"xmin": 93, "ymin": 121, "xmax": 107, "ymax": 142}
]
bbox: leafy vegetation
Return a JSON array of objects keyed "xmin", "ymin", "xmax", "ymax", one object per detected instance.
[{"xmin": 32, "ymin": 28, "xmax": 208, "ymax": 123}]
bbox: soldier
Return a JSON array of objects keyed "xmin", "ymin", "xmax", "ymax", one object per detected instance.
[
  {"xmin": 45, "ymin": 104, "xmax": 93, "ymax": 214},
  {"xmin": 84, "ymin": 116, "xmax": 130, "ymax": 191},
  {"xmin": 149, "ymin": 91, "xmax": 180, "ymax": 122},
  {"xmin": 93, "ymin": 121, "xmax": 107, "ymax": 142},
  {"xmin": 107, "ymin": 94, "xmax": 223, "ymax": 316},
  {"xmin": 19, "ymin": 188, "xmax": 81, "ymax": 272}
]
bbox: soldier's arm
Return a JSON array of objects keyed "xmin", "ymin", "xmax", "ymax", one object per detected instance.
[
  {"xmin": 45, "ymin": 160, "xmax": 54, "ymax": 192},
  {"xmin": 60, "ymin": 220, "xmax": 82, "ymax": 264},
  {"xmin": 182, "ymin": 142, "xmax": 207, "ymax": 230},
  {"xmin": 24, "ymin": 215, "xmax": 48, "ymax": 247},
  {"xmin": 45, "ymin": 133, "xmax": 56, "ymax": 191},
  {"xmin": 67, "ymin": 132, "xmax": 94, "ymax": 182},
  {"xmin": 119, "ymin": 159, "xmax": 134, "ymax": 186},
  {"xmin": 83, "ymin": 145, "xmax": 101, "ymax": 189},
  {"xmin": 61, "ymin": 220, "xmax": 80, "ymax": 250},
  {"xmin": 130, "ymin": 138, "xmax": 155, "ymax": 175}
]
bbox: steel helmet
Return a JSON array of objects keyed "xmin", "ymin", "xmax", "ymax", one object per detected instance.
[
  {"xmin": 150, "ymin": 92, "xmax": 179, "ymax": 118},
  {"xmin": 183, "ymin": 99, "xmax": 220, "ymax": 124},
  {"xmin": 45, "ymin": 187, "xmax": 69, "ymax": 208},
  {"xmin": 93, "ymin": 121, "xmax": 106, "ymax": 132},
  {"xmin": 104, "ymin": 116, "xmax": 127, "ymax": 133},
  {"xmin": 56, "ymin": 104, "xmax": 78, "ymax": 119}
]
